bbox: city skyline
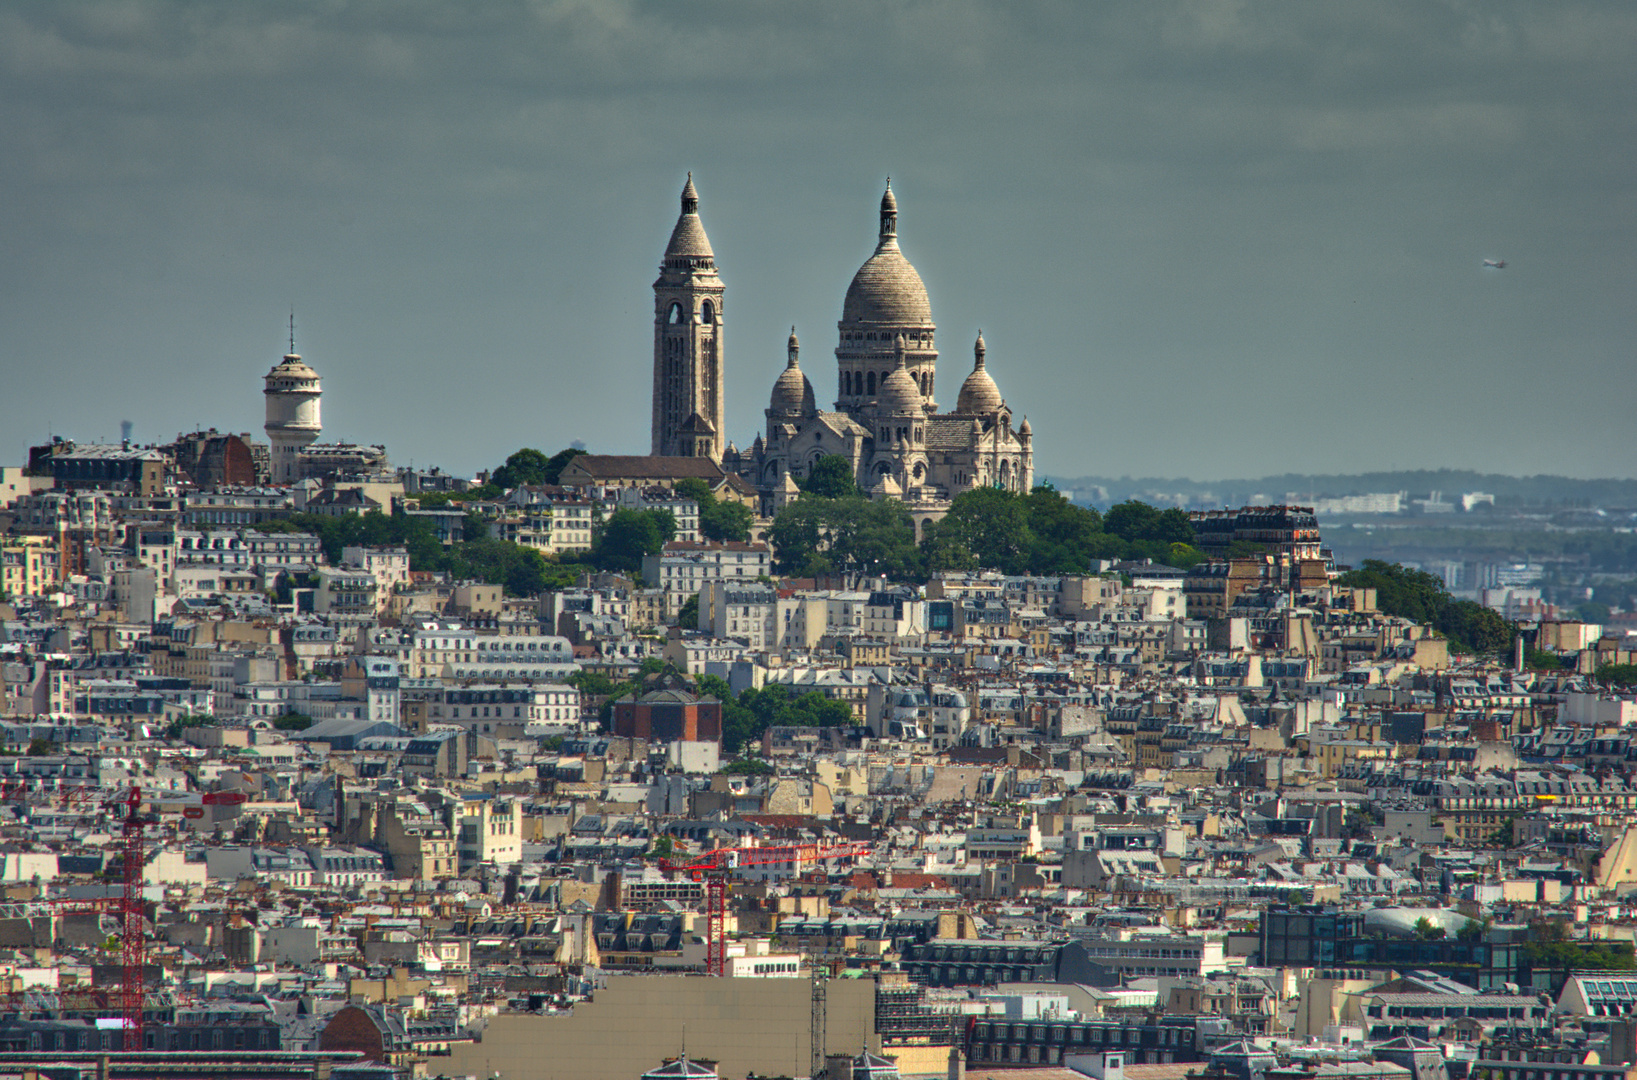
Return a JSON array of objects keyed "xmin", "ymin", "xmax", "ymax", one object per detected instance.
[{"xmin": 2, "ymin": 2, "xmax": 1634, "ymax": 480}]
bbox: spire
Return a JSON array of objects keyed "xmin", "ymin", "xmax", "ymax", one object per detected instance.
[
  {"xmin": 663, "ymin": 173, "xmax": 714, "ymax": 260},
  {"xmin": 974, "ymin": 330, "xmax": 986, "ymax": 369},
  {"xmin": 878, "ymin": 177, "xmax": 898, "ymax": 247},
  {"xmin": 894, "ymin": 332, "xmax": 907, "ymax": 368},
  {"xmin": 787, "ymin": 326, "xmax": 800, "ymax": 366}
]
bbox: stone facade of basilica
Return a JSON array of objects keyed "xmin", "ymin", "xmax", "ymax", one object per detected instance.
[{"xmin": 649, "ymin": 177, "xmax": 1034, "ymax": 520}]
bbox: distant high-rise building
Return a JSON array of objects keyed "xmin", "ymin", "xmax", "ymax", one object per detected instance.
[
  {"xmin": 264, "ymin": 349, "xmax": 322, "ymax": 485},
  {"xmin": 651, "ymin": 174, "xmax": 725, "ymax": 460}
]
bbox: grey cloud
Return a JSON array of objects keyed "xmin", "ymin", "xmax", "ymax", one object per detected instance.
[{"xmin": 0, "ymin": 0, "xmax": 1632, "ymax": 480}]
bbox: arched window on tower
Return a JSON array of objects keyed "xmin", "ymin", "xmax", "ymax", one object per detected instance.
[
  {"xmin": 700, "ymin": 300, "xmax": 715, "ymax": 323},
  {"xmin": 667, "ymin": 302, "xmax": 684, "ymax": 324},
  {"xmin": 866, "ymin": 371, "xmax": 876, "ymax": 396}
]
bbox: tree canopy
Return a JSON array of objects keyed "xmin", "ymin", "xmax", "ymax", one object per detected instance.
[
  {"xmin": 696, "ymin": 676, "xmax": 854, "ymax": 753},
  {"xmin": 541, "ymin": 447, "xmax": 589, "ymax": 485},
  {"xmin": 492, "ymin": 447, "xmax": 551, "ymax": 489},
  {"xmin": 798, "ymin": 455, "xmax": 863, "ymax": 500},
  {"xmin": 919, "ymin": 485, "xmax": 1204, "ymax": 577},
  {"xmin": 488, "ymin": 446, "xmax": 587, "ymax": 490},
  {"xmin": 593, "ymin": 508, "xmax": 676, "ymax": 574},
  {"xmin": 264, "ymin": 511, "xmax": 580, "ymax": 597},
  {"xmin": 1103, "ymin": 501, "xmax": 1195, "ymax": 547},
  {"xmin": 675, "ymin": 476, "xmax": 753, "ymax": 543},
  {"xmin": 768, "ymin": 495, "xmax": 920, "ymax": 579},
  {"xmin": 1597, "ymin": 664, "xmax": 1637, "ymax": 687},
  {"xmin": 1335, "ymin": 559, "xmax": 1517, "ymax": 654}
]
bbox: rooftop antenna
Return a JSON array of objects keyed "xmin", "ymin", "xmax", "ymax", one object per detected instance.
[{"xmin": 289, "ymin": 309, "xmax": 297, "ymax": 353}]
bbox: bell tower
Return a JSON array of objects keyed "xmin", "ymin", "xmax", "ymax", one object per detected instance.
[{"xmin": 652, "ymin": 173, "xmax": 725, "ymax": 459}]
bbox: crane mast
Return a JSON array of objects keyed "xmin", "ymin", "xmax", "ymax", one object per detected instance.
[{"xmin": 661, "ymin": 841, "xmax": 871, "ymax": 976}]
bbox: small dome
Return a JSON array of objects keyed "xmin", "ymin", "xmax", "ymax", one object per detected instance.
[
  {"xmin": 1018, "ymin": 416, "xmax": 1032, "ymax": 437},
  {"xmin": 266, "ymin": 352, "xmax": 319, "ymax": 383},
  {"xmin": 956, "ymin": 332, "xmax": 1003, "ymax": 414},
  {"xmin": 876, "ymin": 341, "xmax": 925, "ymax": 416},
  {"xmin": 769, "ymin": 327, "xmax": 816, "ymax": 417}
]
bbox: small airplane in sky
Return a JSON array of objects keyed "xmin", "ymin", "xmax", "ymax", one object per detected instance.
[{"xmin": 1483, "ymin": 259, "xmax": 1506, "ymax": 269}]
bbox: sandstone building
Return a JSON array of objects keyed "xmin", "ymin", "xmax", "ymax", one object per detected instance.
[{"xmin": 648, "ymin": 177, "xmax": 1035, "ymax": 520}]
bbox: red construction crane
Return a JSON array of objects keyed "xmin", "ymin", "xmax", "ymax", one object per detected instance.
[
  {"xmin": 0, "ymin": 786, "xmax": 157, "ymax": 1051},
  {"xmin": 661, "ymin": 841, "xmax": 872, "ymax": 976},
  {"xmin": 113, "ymin": 785, "xmax": 154, "ymax": 1050}
]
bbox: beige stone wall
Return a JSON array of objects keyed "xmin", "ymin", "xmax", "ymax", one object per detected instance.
[{"xmin": 445, "ymin": 974, "xmax": 878, "ymax": 1080}]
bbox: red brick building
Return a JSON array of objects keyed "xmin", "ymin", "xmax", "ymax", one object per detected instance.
[{"xmin": 611, "ymin": 678, "xmax": 723, "ymax": 743}]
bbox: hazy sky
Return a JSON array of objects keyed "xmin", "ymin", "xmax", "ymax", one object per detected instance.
[{"xmin": 2, "ymin": 1, "xmax": 1633, "ymax": 482}]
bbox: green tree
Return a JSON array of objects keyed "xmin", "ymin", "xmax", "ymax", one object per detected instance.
[
  {"xmin": 491, "ymin": 448, "xmax": 552, "ymax": 490},
  {"xmin": 674, "ymin": 477, "xmax": 714, "ymax": 506},
  {"xmin": 1335, "ymin": 560, "xmax": 1447, "ymax": 625},
  {"xmin": 671, "ymin": 477, "xmax": 750, "ymax": 543},
  {"xmin": 1104, "ymin": 501, "xmax": 1194, "ymax": 546},
  {"xmin": 933, "ymin": 487, "xmax": 1034, "ymax": 575},
  {"xmin": 677, "ymin": 593, "xmax": 700, "ymax": 629},
  {"xmin": 159, "ymin": 713, "xmax": 218, "ymax": 741},
  {"xmin": 593, "ymin": 508, "xmax": 675, "ymax": 573},
  {"xmin": 722, "ymin": 758, "xmax": 775, "ymax": 776},
  {"xmin": 768, "ymin": 498, "xmax": 831, "ymax": 575},
  {"xmin": 920, "ymin": 516, "xmax": 978, "ymax": 574},
  {"xmin": 1597, "ymin": 664, "xmax": 1637, "ymax": 688},
  {"xmin": 273, "ymin": 713, "xmax": 314, "ymax": 731},
  {"xmin": 799, "ymin": 455, "xmax": 862, "ymax": 500},
  {"xmin": 701, "ymin": 498, "xmax": 753, "ymax": 543},
  {"xmin": 1435, "ymin": 599, "xmax": 1515, "ymax": 654},
  {"xmin": 1413, "ymin": 916, "xmax": 1446, "ymax": 940},
  {"xmin": 1524, "ymin": 919, "xmax": 1637, "ymax": 974},
  {"xmin": 1165, "ymin": 542, "xmax": 1208, "ymax": 569},
  {"xmin": 1336, "ymin": 560, "xmax": 1518, "ymax": 655},
  {"xmin": 542, "ymin": 447, "xmax": 589, "ymax": 485},
  {"xmin": 1524, "ymin": 648, "xmax": 1567, "ymax": 672},
  {"xmin": 566, "ymin": 669, "xmax": 619, "ymax": 698},
  {"xmin": 1573, "ymin": 601, "xmax": 1613, "ymax": 623},
  {"xmin": 833, "ymin": 498, "xmax": 922, "ymax": 580},
  {"xmin": 1023, "ymin": 485, "xmax": 1107, "ymax": 573},
  {"xmin": 768, "ymin": 495, "xmax": 920, "ymax": 578}
]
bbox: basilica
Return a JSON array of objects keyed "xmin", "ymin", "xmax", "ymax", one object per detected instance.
[{"xmin": 649, "ymin": 176, "xmax": 1034, "ymax": 519}]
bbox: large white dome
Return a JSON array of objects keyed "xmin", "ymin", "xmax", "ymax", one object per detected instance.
[{"xmin": 841, "ymin": 181, "xmax": 932, "ymax": 326}]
